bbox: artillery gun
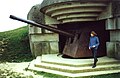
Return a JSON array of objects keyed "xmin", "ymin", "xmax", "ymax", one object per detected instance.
[{"xmin": 10, "ymin": 15, "xmax": 91, "ymax": 58}]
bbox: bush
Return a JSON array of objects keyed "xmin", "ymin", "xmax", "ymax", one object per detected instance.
[{"xmin": 0, "ymin": 26, "xmax": 33, "ymax": 62}]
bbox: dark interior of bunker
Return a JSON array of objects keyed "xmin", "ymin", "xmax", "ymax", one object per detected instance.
[{"xmin": 58, "ymin": 20, "xmax": 110, "ymax": 58}]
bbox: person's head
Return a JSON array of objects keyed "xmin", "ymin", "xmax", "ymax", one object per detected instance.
[{"xmin": 90, "ymin": 31, "xmax": 97, "ymax": 37}]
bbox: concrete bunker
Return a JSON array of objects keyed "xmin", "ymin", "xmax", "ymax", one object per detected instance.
[{"xmin": 27, "ymin": 0, "xmax": 120, "ymax": 59}]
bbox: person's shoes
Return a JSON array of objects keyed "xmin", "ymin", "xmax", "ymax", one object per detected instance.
[{"xmin": 92, "ymin": 64, "xmax": 96, "ymax": 68}]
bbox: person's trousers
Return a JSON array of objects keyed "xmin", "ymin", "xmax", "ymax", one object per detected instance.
[{"xmin": 91, "ymin": 48, "xmax": 98, "ymax": 65}]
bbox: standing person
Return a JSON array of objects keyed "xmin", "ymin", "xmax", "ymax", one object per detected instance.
[{"xmin": 89, "ymin": 31, "xmax": 100, "ymax": 68}]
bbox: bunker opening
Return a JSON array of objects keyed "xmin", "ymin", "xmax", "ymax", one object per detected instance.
[{"xmin": 58, "ymin": 20, "xmax": 110, "ymax": 58}]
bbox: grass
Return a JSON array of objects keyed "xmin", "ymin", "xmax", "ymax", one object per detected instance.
[{"xmin": 0, "ymin": 26, "xmax": 33, "ymax": 62}]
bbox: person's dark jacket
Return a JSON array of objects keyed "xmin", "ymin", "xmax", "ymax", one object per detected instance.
[{"xmin": 89, "ymin": 36, "xmax": 100, "ymax": 49}]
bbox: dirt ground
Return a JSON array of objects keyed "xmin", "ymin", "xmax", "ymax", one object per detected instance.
[{"xmin": 0, "ymin": 62, "xmax": 43, "ymax": 78}]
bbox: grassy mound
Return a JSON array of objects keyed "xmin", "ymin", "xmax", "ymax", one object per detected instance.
[{"xmin": 0, "ymin": 26, "xmax": 33, "ymax": 62}]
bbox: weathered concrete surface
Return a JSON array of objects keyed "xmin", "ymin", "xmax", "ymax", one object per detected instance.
[
  {"xmin": 29, "ymin": 33, "xmax": 59, "ymax": 57},
  {"xmin": 98, "ymin": 1, "xmax": 120, "ymax": 60},
  {"xmin": 41, "ymin": 1, "xmax": 109, "ymax": 23},
  {"xmin": 106, "ymin": 18, "xmax": 116, "ymax": 30},
  {"xmin": 106, "ymin": 42, "xmax": 115, "ymax": 58},
  {"xmin": 112, "ymin": 1, "xmax": 120, "ymax": 17},
  {"xmin": 40, "ymin": 0, "xmax": 109, "ymax": 9},
  {"xmin": 98, "ymin": 3, "xmax": 112, "ymax": 20},
  {"xmin": 27, "ymin": 0, "xmax": 120, "ymax": 59},
  {"xmin": 107, "ymin": 42, "xmax": 120, "ymax": 60},
  {"xmin": 27, "ymin": 4, "xmax": 59, "ymax": 57},
  {"xmin": 106, "ymin": 1, "xmax": 120, "ymax": 60},
  {"xmin": 28, "ymin": 54, "xmax": 120, "ymax": 78},
  {"xmin": 106, "ymin": 25, "xmax": 120, "ymax": 59}
]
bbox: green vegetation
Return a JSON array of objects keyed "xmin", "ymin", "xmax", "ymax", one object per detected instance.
[
  {"xmin": 0, "ymin": 26, "xmax": 33, "ymax": 62},
  {"xmin": 0, "ymin": 69, "xmax": 29, "ymax": 78}
]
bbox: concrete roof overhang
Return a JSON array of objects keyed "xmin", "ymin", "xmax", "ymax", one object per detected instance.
[
  {"xmin": 39, "ymin": 0, "xmax": 111, "ymax": 23},
  {"xmin": 40, "ymin": 0, "xmax": 110, "ymax": 9}
]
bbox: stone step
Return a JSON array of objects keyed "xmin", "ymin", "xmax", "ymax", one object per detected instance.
[
  {"xmin": 35, "ymin": 62, "xmax": 120, "ymax": 73},
  {"xmin": 41, "ymin": 54, "xmax": 120, "ymax": 67},
  {"xmin": 28, "ymin": 55, "xmax": 120, "ymax": 77},
  {"xmin": 42, "ymin": 60, "xmax": 120, "ymax": 67},
  {"xmin": 29, "ymin": 60, "xmax": 120, "ymax": 78}
]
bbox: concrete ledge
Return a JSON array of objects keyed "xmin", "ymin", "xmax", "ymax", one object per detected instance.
[{"xmin": 28, "ymin": 54, "xmax": 120, "ymax": 77}]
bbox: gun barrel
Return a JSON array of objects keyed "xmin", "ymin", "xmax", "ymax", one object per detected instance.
[{"xmin": 9, "ymin": 15, "xmax": 74, "ymax": 37}]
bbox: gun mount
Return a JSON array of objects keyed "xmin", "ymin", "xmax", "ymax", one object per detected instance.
[{"xmin": 9, "ymin": 15, "xmax": 91, "ymax": 58}]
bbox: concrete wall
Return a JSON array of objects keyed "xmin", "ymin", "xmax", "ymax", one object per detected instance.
[
  {"xmin": 97, "ymin": 3, "xmax": 112, "ymax": 20},
  {"xmin": 107, "ymin": 42, "xmax": 120, "ymax": 59},
  {"xmin": 106, "ymin": 19, "xmax": 120, "ymax": 59},
  {"xmin": 27, "ymin": 4, "xmax": 59, "ymax": 57},
  {"xmin": 97, "ymin": 1, "xmax": 120, "ymax": 60},
  {"xmin": 27, "ymin": 1, "xmax": 120, "ymax": 59},
  {"xmin": 105, "ymin": 2, "xmax": 120, "ymax": 59},
  {"xmin": 45, "ymin": 15, "xmax": 60, "ymax": 24},
  {"xmin": 29, "ymin": 34, "xmax": 59, "ymax": 57}
]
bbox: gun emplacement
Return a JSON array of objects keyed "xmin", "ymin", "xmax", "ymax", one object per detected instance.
[{"xmin": 9, "ymin": 15, "xmax": 86, "ymax": 58}]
